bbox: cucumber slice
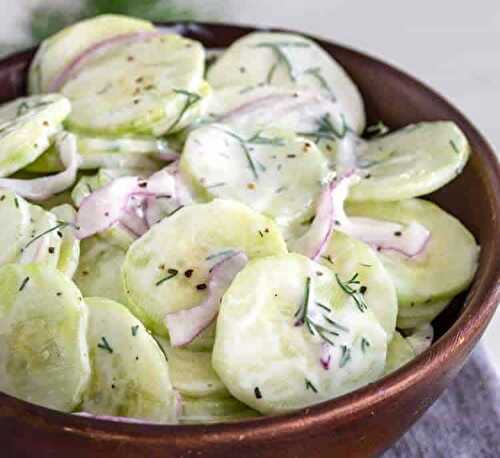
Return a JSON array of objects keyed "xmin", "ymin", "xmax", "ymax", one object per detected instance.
[
  {"xmin": 180, "ymin": 397, "xmax": 258, "ymax": 424},
  {"xmin": 50, "ymin": 204, "xmax": 80, "ymax": 278},
  {"xmin": 384, "ymin": 331, "xmax": 415, "ymax": 375},
  {"xmin": 349, "ymin": 122, "xmax": 470, "ymax": 201},
  {"xmin": 180, "ymin": 125, "xmax": 330, "ymax": 238},
  {"xmin": 25, "ymin": 135, "xmax": 167, "ymax": 173},
  {"xmin": 0, "ymin": 191, "xmax": 31, "ymax": 265},
  {"xmin": 123, "ymin": 199, "xmax": 287, "ymax": 335},
  {"xmin": 74, "ymin": 235, "xmax": 129, "ymax": 306},
  {"xmin": 207, "ymin": 32, "xmax": 365, "ymax": 133},
  {"xmin": 0, "ymin": 263, "xmax": 90, "ymax": 411},
  {"xmin": 318, "ymin": 231, "xmax": 397, "ymax": 338},
  {"xmin": 156, "ymin": 337, "xmax": 229, "ymax": 399},
  {"xmin": 61, "ymin": 34, "xmax": 209, "ymax": 136},
  {"xmin": 82, "ymin": 297, "xmax": 177, "ymax": 423},
  {"xmin": 212, "ymin": 253, "xmax": 387, "ymax": 414},
  {"xmin": 28, "ymin": 15, "xmax": 155, "ymax": 94},
  {"xmin": 0, "ymin": 95, "xmax": 70, "ymax": 177},
  {"xmin": 347, "ymin": 198, "xmax": 480, "ymax": 305},
  {"xmin": 397, "ymin": 298, "xmax": 451, "ymax": 330},
  {"xmin": 19, "ymin": 204, "xmax": 62, "ymax": 268}
]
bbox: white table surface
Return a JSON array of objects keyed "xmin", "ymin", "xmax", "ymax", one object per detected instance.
[{"xmin": 3, "ymin": 0, "xmax": 499, "ymax": 371}]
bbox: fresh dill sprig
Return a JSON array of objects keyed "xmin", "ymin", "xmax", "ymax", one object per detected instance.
[
  {"xmin": 324, "ymin": 316, "xmax": 349, "ymax": 333},
  {"xmin": 20, "ymin": 221, "xmax": 72, "ymax": 253},
  {"xmin": 303, "ymin": 67, "xmax": 331, "ymax": 92},
  {"xmin": 255, "ymin": 41, "xmax": 309, "ymax": 83},
  {"xmin": 298, "ymin": 113, "xmax": 349, "ymax": 143},
  {"xmin": 294, "ymin": 277, "xmax": 339, "ymax": 346},
  {"xmin": 19, "ymin": 276, "xmax": 30, "ymax": 291},
  {"xmin": 165, "ymin": 89, "xmax": 201, "ymax": 134},
  {"xmin": 339, "ymin": 345, "xmax": 351, "ymax": 368},
  {"xmin": 361, "ymin": 337, "xmax": 371, "ymax": 353},
  {"xmin": 305, "ymin": 378, "xmax": 318, "ymax": 393},
  {"xmin": 97, "ymin": 336, "xmax": 113, "ymax": 354},
  {"xmin": 335, "ymin": 272, "xmax": 368, "ymax": 313},
  {"xmin": 16, "ymin": 102, "xmax": 30, "ymax": 117},
  {"xmin": 155, "ymin": 268, "xmax": 178, "ymax": 286},
  {"xmin": 450, "ymin": 139, "xmax": 460, "ymax": 154}
]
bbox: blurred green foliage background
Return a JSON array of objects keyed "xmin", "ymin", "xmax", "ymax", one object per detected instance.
[{"xmin": 30, "ymin": 0, "xmax": 195, "ymax": 42}]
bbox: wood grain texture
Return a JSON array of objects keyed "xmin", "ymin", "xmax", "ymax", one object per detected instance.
[{"xmin": 0, "ymin": 22, "xmax": 498, "ymax": 458}]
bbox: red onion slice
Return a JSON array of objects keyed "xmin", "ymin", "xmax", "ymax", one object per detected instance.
[
  {"xmin": 0, "ymin": 133, "xmax": 80, "ymax": 202},
  {"xmin": 74, "ymin": 412, "xmax": 161, "ymax": 424},
  {"xmin": 75, "ymin": 176, "xmax": 145, "ymax": 239},
  {"xmin": 293, "ymin": 173, "xmax": 430, "ymax": 259},
  {"xmin": 49, "ymin": 31, "xmax": 160, "ymax": 92},
  {"xmin": 165, "ymin": 251, "xmax": 248, "ymax": 347}
]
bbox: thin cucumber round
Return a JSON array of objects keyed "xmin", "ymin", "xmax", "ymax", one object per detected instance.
[
  {"xmin": 349, "ymin": 122, "xmax": 470, "ymax": 201},
  {"xmin": 318, "ymin": 231, "xmax": 398, "ymax": 338},
  {"xmin": 212, "ymin": 254, "xmax": 387, "ymax": 414},
  {"xmin": 82, "ymin": 297, "xmax": 177, "ymax": 423},
  {"xmin": 397, "ymin": 298, "xmax": 451, "ymax": 330},
  {"xmin": 61, "ymin": 34, "xmax": 209, "ymax": 136},
  {"xmin": 347, "ymin": 198, "xmax": 479, "ymax": 305},
  {"xmin": 25, "ymin": 135, "xmax": 167, "ymax": 173},
  {"xmin": 207, "ymin": 32, "xmax": 365, "ymax": 133},
  {"xmin": 28, "ymin": 15, "xmax": 155, "ymax": 94},
  {"xmin": 180, "ymin": 125, "xmax": 330, "ymax": 238},
  {"xmin": 0, "ymin": 263, "xmax": 90, "ymax": 411},
  {"xmin": 74, "ymin": 236, "xmax": 129, "ymax": 306},
  {"xmin": 180, "ymin": 396, "xmax": 258, "ymax": 424},
  {"xmin": 0, "ymin": 190, "xmax": 31, "ymax": 265},
  {"xmin": 156, "ymin": 336, "xmax": 229, "ymax": 399},
  {"xmin": 50, "ymin": 204, "xmax": 80, "ymax": 278},
  {"xmin": 123, "ymin": 199, "xmax": 287, "ymax": 335},
  {"xmin": 384, "ymin": 331, "xmax": 415, "ymax": 375},
  {"xmin": 0, "ymin": 95, "xmax": 70, "ymax": 177}
]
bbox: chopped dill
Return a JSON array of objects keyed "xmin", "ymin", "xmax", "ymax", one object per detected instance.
[
  {"xmin": 335, "ymin": 273, "xmax": 368, "ymax": 313},
  {"xmin": 305, "ymin": 378, "xmax": 318, "ymax": 393},
  {"xmin": 20, "ymin": 221, "xmax": 72, "ymax": 253},
  {"xmin": 361, "ymin": 337, "xmax": 371, "ymax": 353},
  {"xmin": 19, "ymin": 276, "xmax": 30, "ymax": 291},
  {"xmin": 166, "ymin": 89, "xmax": 201, "ymax": 134},
  {"xmin": 155, "ymin": 268, "xmax": 178, "ymax": 286},
  {"xmin": 339, "ymin": 345, "xmax": 351, "ymax": 368},
  {"xmin": 131, "ymin": 325, "xmax": 140, "ymax": 337},
  {"xmin": 255, "ymin": 41, "xmax": 309, "ymax": 83},
  {"xmin": 97, "ymin": 336, "xmax": 113, "ymax": 354},
  {"xmin": 450, "ymin": 139, "xmax": 460, "ymax": 154}
]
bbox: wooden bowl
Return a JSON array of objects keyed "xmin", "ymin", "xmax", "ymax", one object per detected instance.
[{"xmin": 0, "ymin": 22, "xmax": 498, "ymax": 458}]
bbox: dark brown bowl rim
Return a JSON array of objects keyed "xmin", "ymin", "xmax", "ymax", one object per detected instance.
[{"xmin": 1, "ymin": 20, "xmax": 499, "ymax": 446}]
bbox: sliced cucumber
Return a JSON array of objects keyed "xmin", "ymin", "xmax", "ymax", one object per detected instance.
[
  {"xmin": 397, "ymin": 298, "xmax": 451, "ymax": 330},
  {"xmin": 0, "ymin": 95, "xmax": 70, "ymax": 177},
  {"xmin": 19, "ymin": 204, "xmax": 62, "ymax": 268},
  {"xmin": 350, "ymin": 122, "xmax": 470, "ymax": 201},
  {"xmin": 0, "ymin": 263, "xmax": 90, "ymax": 411},
  {"xmin": 82, "ymin": 297, "xmax": 177, "ymax": 423},
  {"xmin": 346, "ymin": 198, "xmax": 480, "ymax": 305},
  {"xmin": 0, "ymin": 191, "xmax": 31, "ymax": 265},
  {"xmin": 25, "ymin": 135, "xmax": 167, "ymax": 174},
  {"xmin": 62, "ymin": 34, "xmax": 209, "ymax": 136},
  {"xmin": 156, "ymin": 336, "xmax": 229, "ymax": 399},
  {"xmin": 50, "ymin": 204, "xmax": 80, "ymax": 278},
  {"xmin": 180, "ymin": 125, "xmax": 330, "ymax": 238},
  {"xmin": 28, "ymin": 15, "xmax": 155, "ymax": 94},
  {"xmin": 180, "ymin": 396, "xmax": 258, "ymax": 424},
  {"xmin": 318, "ymin": 231, "xmax": 397, "ymax": 338},
  {"xmin": 207, "ymin": 32, "xmax": 365, "ymax": 133},
  {"xmin": 74, "ymin": 236, "xmax": 129, "ymax": 306},
  {"xmin": 212, "ymin": 253, "xmax": 387, "ymax": 414},
  {"xmin": 123, "ymin": 199, "xmax": 287, "ymax": 335},
  {"xmin": 384, "ymin": 331, "xmax": 415, "ymax": 375}
]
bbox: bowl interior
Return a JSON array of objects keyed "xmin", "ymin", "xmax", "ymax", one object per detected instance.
[{"xmin": 0, "ymin": 21, "xmax": 498, "ymax": 441}]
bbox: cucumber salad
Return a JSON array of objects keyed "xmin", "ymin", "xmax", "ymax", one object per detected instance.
[{"xmin": 0, "ymin": 15, "xmax": 479, "ymax": 424}]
